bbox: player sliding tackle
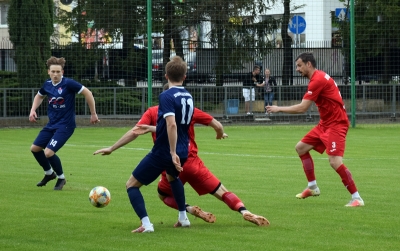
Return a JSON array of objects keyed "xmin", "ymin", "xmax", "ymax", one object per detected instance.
[
  {"xmin": 95, "ymin": 69, "xmax": 270, "ymax": 226},
  {"xmin": 94, "ymin": 105, "xmax": 269, "ymax": 227},
  {"xmin": 134, "ymin": 111, "xmax": 269, "ymax": 227}
]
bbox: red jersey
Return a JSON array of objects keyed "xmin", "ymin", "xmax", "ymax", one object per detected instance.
[
  {"xmin": 136, "ymin": 106, "xmax": 158, "ymax": 142},
  {"xmin": 303, "ymin": 70, "xmax": 349, "ymax": 127},
  {"xmin": 136, "ymin": 106, "xmax": 213, "ymax": 156}
]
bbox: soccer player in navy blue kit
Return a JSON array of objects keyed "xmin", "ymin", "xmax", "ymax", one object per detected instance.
[
  {"xmin": 126, "ymin": 56, "xmax": 193, "ymax": 233},
  {"xmin": 29, "ymin": 56, "xmax": 99, "ymax": 190}
]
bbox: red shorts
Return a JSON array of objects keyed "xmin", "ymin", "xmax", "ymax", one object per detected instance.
[
  {"xmin": 158, "ymin": 154, "xmax": 220, "ymax": 196},
  {"xmin": 301, "ymin": 123, "xmax": 348, "ymax": 156}
]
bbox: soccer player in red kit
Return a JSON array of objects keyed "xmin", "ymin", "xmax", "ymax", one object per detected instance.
[
  {"xmin": 94, "ymin": 106, "xmax": 269, "ymax": 226},
  {"xmin": 266, "ymin": 52, "xmax": 364, "ymax": 207}
]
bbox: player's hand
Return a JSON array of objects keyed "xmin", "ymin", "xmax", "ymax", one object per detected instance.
[
  {"xmin": 90, "ymin": 114, "xmax": 100, "ymax": 124},
  {"xmin": 29, "ymin": 111, "xmax": 38, "ymax": 123},
  {"xmin": 266, "ymin": 105, "xmax": 279, "ymax": 114},
  {"xmin": 93, "ymin": 147, "xmax": 112, "ymax": 156},
  {"xmin": 133, "ymin": 125, "xmax": 152, "ymax": 135},
  {"xmin": 171, "ymin": 153, "xmax": 183, "ymax": 172},
  {"xmin": 216, "ymin": 133, "xmax": 228, "ymax": 139}
]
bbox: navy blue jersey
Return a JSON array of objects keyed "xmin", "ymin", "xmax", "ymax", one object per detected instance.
[
  {"xmin": 38, "ymin": 77, "xmax": 84, "ymax": 129},
  {"xmin": 152, "ymin": 86, "xmax": 194, "ymax": 160}
]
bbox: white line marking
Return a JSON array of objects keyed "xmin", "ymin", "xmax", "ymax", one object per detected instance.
[{"xmin": 66, "ymin": 144, "xmax": 398, "ymax": 161}]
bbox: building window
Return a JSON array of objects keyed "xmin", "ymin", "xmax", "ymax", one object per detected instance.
[{"xmin": 0, "ymin": 4, "xmax": 9, "ymax": 26}]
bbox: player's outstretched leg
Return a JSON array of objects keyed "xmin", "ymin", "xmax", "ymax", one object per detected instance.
[
  {"xmin": 187, "ymin": 205, "xmax": 216, "ymax": 223},
  {"xmin": 242, "ymin": 212, "xmax": 270, "ymax": 226},
  {"xmin": 219, "ymin": 190, "xmax": 270, "ymax": 226}
]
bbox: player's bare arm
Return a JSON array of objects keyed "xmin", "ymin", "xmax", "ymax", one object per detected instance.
[
  {"xmin": 93, "ymin": 127, "xmax": 139, "ymax": 155},
  {"xmin": 266, "ymin": 99, "xmax": 313, "ymax": 114},
  {"xmin": 134, "ymin": 124, "xmax": 156, "ymax": 135},
  {"xmin": 29, "ymin": 94, "xmax": 45, "ymax": 122},
  {"xmin": 81, "ymin": 88, "xmax": 100, "ymax": 124},
  {"xmin": 208, "ymin": 119, "xmax": 228, "ymax": 139},
  {"xmin": 165, "ymin": 115, "xmax": 182, "ymax": 172},
  {"xmin": 256, "ymin": 81, "xmax": 265, "ymax": 87}
]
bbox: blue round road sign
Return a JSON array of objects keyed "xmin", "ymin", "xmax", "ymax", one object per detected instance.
[{"xmin": 288, "ymin": 15, "xmax": 306, "ymax": 34}]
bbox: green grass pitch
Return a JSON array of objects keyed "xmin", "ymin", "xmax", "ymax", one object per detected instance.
[{"xmin": 0, "ymin": 124, "xmax": 399, "ymax": 251}]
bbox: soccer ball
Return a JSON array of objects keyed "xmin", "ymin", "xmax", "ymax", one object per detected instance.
[{"xmin": 89, "ymin": 186, "xmax": 111, "ymax": 208}]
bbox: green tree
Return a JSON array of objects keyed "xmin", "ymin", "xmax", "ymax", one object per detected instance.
[
  {"xmin": 55, "ymin": 0, "xmax": 283, "ymax": 87},
  {"xmin": 8, "ymin": 0, "xmax": 54, "ymax": 87},
  {"xmin": 56, "ymin": 0, "xmax": 148, "ymax": 84},
  {"xmin": 191, "ymin": 0, "xmax": 278, "ymax": 86},
  {"xmin": 339, "ymin": 0, "xmax": 400, "ymax": 84}
]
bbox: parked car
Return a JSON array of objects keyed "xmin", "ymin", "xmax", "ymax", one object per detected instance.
[
  {"xmin": 151, "ymin": 49, "xmax": 177, "ymax": 81},
  {"xmin": 184, "ymin": 52, "xmax": 196, "ymax": 73}
]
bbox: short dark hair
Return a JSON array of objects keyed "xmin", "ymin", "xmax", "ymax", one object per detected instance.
[
  {"xmin": 295, "ymin": 52, "xmax": 316, "ymax": 68},
  {"xmin": 253, "ymin": 65, "xmax": 261, "ymax": 71},
  {"xmin": 46, "ymin": 56, "xmax": 66, "ymax": 69}
]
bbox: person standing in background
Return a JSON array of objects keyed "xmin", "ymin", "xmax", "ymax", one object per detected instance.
[
  {"xmin": 257, "ymin": 68, "xmax": 277, "ymax": 115},
  {"xmin": 242, "ymin": 65, "xmax": 261, "ymax": 115}
]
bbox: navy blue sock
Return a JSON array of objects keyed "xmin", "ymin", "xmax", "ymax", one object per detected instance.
[
  {"xmin": 127, "ymin": 187, "xmax": 148, "ymax": 219},
  {"xmin": 169, "ymin": 178, "xmax": 186, "ymax": 211},
  {"xmin": 47, "ymin": 155, "xmax": 63, "ymax": 176},
  {"xmin": 32, "ymin": 151, "xmax": 51, "ymax": 172}
]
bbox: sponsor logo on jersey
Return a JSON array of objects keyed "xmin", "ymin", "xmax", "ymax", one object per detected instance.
[{"xmin": 49, "ymin": 97, "xmax": 65, "ymax": 105}]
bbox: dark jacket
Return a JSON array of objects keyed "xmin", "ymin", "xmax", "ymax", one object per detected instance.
[
  {"xmin": 263, "ymin": 76, "xmax": 276, "ymax": 92},
  {"xmin": 242, "ymin": 72, "xmax": 261, "ymax": 88}
]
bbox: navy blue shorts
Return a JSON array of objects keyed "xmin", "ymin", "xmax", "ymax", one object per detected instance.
[
  {"xmin": 133, "ymin": 153, "xmax": 187, "ymax": 186},
  {"xmin": 33, "ymin": 127, "xmax": 75, "ymax": 153}
]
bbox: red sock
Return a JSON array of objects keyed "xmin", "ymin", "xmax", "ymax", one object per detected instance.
[
  {"xmin": 336, "ymin": 164, "xmax": 358, "ymax": 194},
  {"xmin": 300, "ymin": 153, "xmax": 315, "ymax": 182},
  {"xmin": 162, "ymin": 196, "xmax": 179, "ymax": 210},
  {"xmin": 222, "ymin": 192, "xmax": 244, "ymax": 211}
]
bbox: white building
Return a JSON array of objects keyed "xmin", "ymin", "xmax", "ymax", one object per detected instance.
[{"xmin": 199, "ymin": 0, "xmax": 346, "ymax": 48}]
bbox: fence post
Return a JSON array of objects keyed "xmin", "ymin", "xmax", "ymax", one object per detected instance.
[
  {"xmin": 277, "ymin": 85, "xmax": 281, "ymax": 106},
  {"xmin": 391, "ymin": 84, "xmax": 396, "ymax": 121},
  {"xmin": 3, "ymin": 89, "xmax": 6, "ymax": 117},
  {"xmin": 200, "ymin": 86, "xmax": 203, "ymax": 110},
  {"xmin": 141, "ymin": 87, "xmax": 146, "ymax": 114},
  {"xmin": 113, "ymin": 88, "xmax": 117, "ymax": 116},
  {"xmin": 224, "ymin": 86, "xmax": 228, "ymax": 118},
  {"xmin": 362, "ymin": 85, "xmax": 366, "ymax": 113},
  {"xmin": 250, "ymin": 87, "xmax": 253, "ymax": 114}
]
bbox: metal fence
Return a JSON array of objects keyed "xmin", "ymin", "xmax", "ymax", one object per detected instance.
[
  {"xmin": 1, "ymin": 82, "xmax": 398, "ymax": 127},
  {"xmin": 1, "ymin": 1, "xmax": 400, "ymax": 127}
]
